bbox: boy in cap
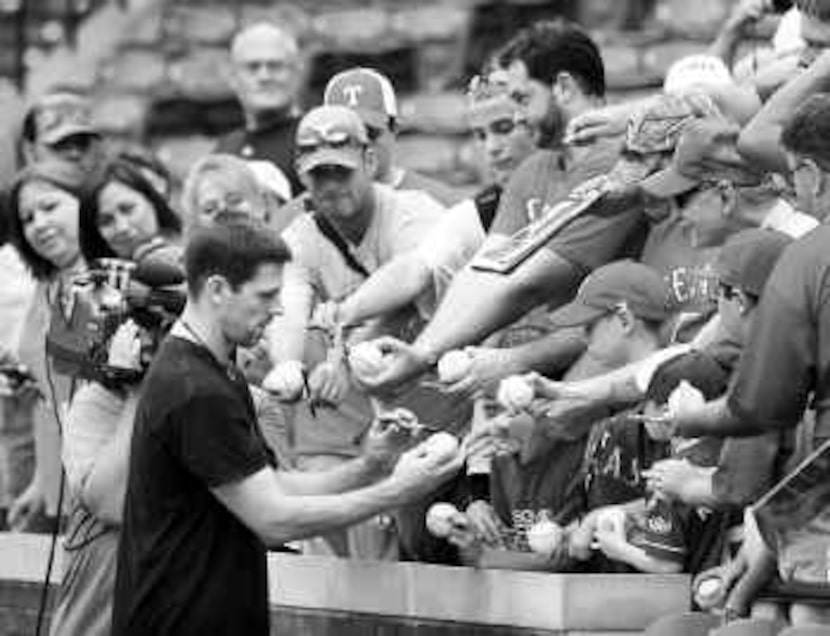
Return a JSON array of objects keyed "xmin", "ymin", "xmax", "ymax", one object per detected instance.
[
  {"xmin": 585, "ymin": 353, "xmax": 731, "ymax": 575},
  {"xmin": 449, "ymin": 261, "xmax": 677, "ymax": 571},
  {"xmin": 324, "ymin": 67, "xmax": 460, "ymax": 206}
]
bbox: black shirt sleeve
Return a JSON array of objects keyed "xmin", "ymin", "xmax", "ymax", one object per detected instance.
[{"xmin": 172, "ymin": 393, "xmax": 270, "ymax": 489}]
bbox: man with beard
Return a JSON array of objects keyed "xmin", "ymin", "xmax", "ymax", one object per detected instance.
[
  {"xmin": 263, "ymin": 105, "xmax": 448, "ymax": 559},
  {"xmin": 362, "ymin": 20, "xmax": 651, "ymax": 392}
]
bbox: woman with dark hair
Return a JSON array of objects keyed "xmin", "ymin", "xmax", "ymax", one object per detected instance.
[
  {"xmin": 79, "ymin": 157, "xmax": 182, "ymax": 264},
  {"xmin": 5, "ymin": 160, "xmax": 87, "ymax": 533}
]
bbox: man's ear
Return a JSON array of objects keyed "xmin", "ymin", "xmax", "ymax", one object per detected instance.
[
  {"xmin": 363, "ymin": 146, "xmax": 378, "ymax": 179},
  {"xmin": 204, "ymin": 274, "xmax": 230, "ymax": 304},
  {"xmin": 808, "ymin": 158, "xmax": 829, "ymax": 199},
  {"xmin": 553, "ymin": 71, "xmax": 578, "ymax": 106},
  {"xmin": 22, "ymin": 140, "xmax": 37, "ymax": 165},
  {"xmin": 617, "ymin": 305, "xmax": 636, "ymax": 333}
]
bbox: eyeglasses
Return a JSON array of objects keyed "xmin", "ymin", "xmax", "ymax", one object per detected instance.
[
  {"xmin": 718, "ymin": 282, "xmax": 739, "ymax": 301},
  {"xmin": 50, "ymin": 134, "xmax": 97, "ymax": 153}
]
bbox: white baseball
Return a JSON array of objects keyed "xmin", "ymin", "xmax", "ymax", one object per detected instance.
[
  {"xmin": 497, "ymin": 376, "xmax": 535, "ymax": 412},
  {"xmin": 437, "ymin": 350, "xmax": 472, "ymax": 384},
  {"xmin": 527, "ymin": 519, "xmax": 564, "ymax": 556},
  {"xmin": 349, "ymin": 341, "xmax": 386, "ymax": 379},
  {"xmin": 695, "ymin": 577, "xmax": 723, "ymax": 604},
  {"xmin": 263, "ymin": 361, "xmax": 305, "ymax": 400},
  {"xmin": 426, "ymin": 502, "xmax": 458, "ymax": 538},
  {"xmin": 423, "ymin": 432, "xmax": 460, "ymax": 464}
]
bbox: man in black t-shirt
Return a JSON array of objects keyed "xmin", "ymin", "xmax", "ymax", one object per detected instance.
[{"xmin": 111, "ymin": 223, "xmax": 461, "ymax": 636}]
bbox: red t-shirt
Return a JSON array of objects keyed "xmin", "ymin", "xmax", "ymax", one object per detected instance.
[{"xmin": 489, "ymin": 141, "xmax": 649, "ymax": 273}]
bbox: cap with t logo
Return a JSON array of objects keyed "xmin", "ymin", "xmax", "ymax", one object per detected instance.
[{"xmin": 324, "ymin": 67, "xmax": 398, "ymax": 129}]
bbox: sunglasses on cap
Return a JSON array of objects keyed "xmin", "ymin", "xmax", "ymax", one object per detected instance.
[
  {"xmin": 50, "ymin": 134, "xmax": 97, "ymax": 152},
  {"xmin": 295, "ymin": 127, "xmax": 364, "ymax": 156}
]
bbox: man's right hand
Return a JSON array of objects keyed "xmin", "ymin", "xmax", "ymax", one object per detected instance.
[{"xmin": 389, "ymin": 439, "xmax": 462, "ymax": 502}]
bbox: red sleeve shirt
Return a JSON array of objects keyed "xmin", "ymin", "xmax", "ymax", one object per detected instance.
[{"xmin": 489, "ymin": 140, "xmax": 649, "ymax": 274}]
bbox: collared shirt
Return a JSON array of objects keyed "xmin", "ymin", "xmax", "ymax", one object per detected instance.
[
  {"xmin": 215, "ymin": 111, "xmax": 303, "ymax": 196},
  {"xmin": 490, "ymin": 139, "xmax": 648, "ymax": 274}
]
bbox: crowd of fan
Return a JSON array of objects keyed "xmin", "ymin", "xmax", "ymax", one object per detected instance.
[{"xmin": 3, "ymin": 0, "xmax": 830, "ymax": 633}]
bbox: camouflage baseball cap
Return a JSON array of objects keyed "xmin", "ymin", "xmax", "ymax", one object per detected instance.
[
  {"xmin": 29, "ymin": 92, "xmax": 100, "ymax": 146},
  {"xmin": 625, "ymin": 92, "xmax": 721, "ymax": 156}
]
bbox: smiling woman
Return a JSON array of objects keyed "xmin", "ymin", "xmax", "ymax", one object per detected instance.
[
  {"xmin": 79, "ymin": 158, "xmax": 182, "ymax": 263},
  {"xmin": 4, "ymin": 161, "xmax": 89, "ymax": 539}
]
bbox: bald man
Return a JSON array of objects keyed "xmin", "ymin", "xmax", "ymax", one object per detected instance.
[{"xmin": 216, "ymin": 22, "xmax": 305, "ymax": 195}]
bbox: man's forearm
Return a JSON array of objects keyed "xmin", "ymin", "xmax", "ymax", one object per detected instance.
[
  {"xmin": 259, "ymin": 477, "xmax": 407, "ymax": 545},
  {"xmin": 341, "ymin": 256, "xmax": 430, "ymax": 327},
  {"xmin": 415, "ymin": 246, "xmax": 582, "ymax": 360},
  {"xmin": 509, "ymin": 328, "xmax": 586, "ymax": 378},
  {"xmin": 675, "ymin": 396, "xmax": 765, "ymax": 438},
  {"xmin": 738, "ymin": 51, "xmax": 830, "ymax": 174},
  {"xmin": 275, "ymin": 455, "xmax": 384, "ymax": 496}
]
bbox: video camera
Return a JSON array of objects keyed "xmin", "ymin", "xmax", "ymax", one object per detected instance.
[{"xmin": 45, "ymin": 252, "xmax": 186, "ymax": 387}]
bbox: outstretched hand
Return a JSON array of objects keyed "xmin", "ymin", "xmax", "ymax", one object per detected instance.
[{"xmin": 352, "ymin": 336, "xmax": 432, "ymax": 396}]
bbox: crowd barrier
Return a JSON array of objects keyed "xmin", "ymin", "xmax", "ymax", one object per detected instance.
[{"xmin": 0, "ymin": 533, "xmax": 690, "ymax": 635}]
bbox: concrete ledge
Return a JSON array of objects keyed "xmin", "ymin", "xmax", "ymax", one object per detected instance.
[{"xmin": 0, "ymin": 533, "xmax": 690, "ymax": 635}]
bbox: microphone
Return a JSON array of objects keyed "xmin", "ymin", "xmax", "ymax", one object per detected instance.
[{"xmin": 133, "ymin": 256, "xmax": 185, "ymax": 288}]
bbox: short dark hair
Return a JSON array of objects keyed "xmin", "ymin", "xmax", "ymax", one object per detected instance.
[
  {"xmin": 184, "ymin": 221, "xmax": 291, "ymax": 296},
  {"xmin": 781, "ymin": 93, "xmax": 830, "ymax": 171},
  {"xmin": 496, "ymin": 19, "xmax": 605, "ymax": 98},
  {"xmin": 6, "ymin": 161, "xmax": 87, "ymax": 280},
  {"xmin": 79, "ymin": 158, "xmax": 182, "ymax": 263}
]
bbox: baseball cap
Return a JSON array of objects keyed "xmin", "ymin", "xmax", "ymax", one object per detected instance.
[
  {"xmin": 625, "ymin": 93, "xmax": 721, "ymax": 156},
  {"xmin": 639, "ymin": 117, "xmax": 759, "ymax": 199},
  {"xmin": 246, "ymin": 160, "xmax": 293, "ymax": 202},
  {"xmin": 663, "ymin": 54, "xmax": 734, "ymax": 96},
  {"xmin": 549, "ymin": 261, "xmax": 673, "ymax": 329},
  {"xmin": 324, "ymin": 67, "xmax": 398, "ymax": 130},
  {"xmin": 646, "ymin": 351, "xmax": 730, "ymax": 406},
  {"xmin": 29, "ymin": 92, "xmax": 100, "ymax": 146},
  {"xmin": 716, "ymin": 228, "xmax": 792, "ymax": 297},
  {"xmin": 294, "ymin": 105, "xmax": 369, "ymax": 175}
]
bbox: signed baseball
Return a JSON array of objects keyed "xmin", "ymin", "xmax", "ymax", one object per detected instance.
[
  {"xmin": 423, "ymin": 432, "xmax": 460, "ymax": 463},
  {"xmin": 527, "ymin": 520, "xmax": 564, "ymax": 556},
  {"xmin": 349, "ymin": 341, "xmax": 386, "ymax": 379},
  {"xmin": 437, "ymin": 350, "xmax": 472, "ymax": 384},
  {"xmin": 263, "ymin": 361, "xmax": 305, "ymax": 400},
  {"xmin": 426, "ymin": 502, "xmax": 459, "ymax": 538},
  {"xmin": 497, "ymin": 376, "xmax": 535, "ymax": 412}
]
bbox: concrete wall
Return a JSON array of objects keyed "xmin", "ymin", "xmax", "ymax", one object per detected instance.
[{"xmin": 0, "ymin": 533, "xmax": 690, "ymax": 635}]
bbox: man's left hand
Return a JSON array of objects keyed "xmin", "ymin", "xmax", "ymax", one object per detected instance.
[
  {"xmin": 308, "ymin": 360, "xmax": 350, "ymax": 406},
  {"xmin": 362, "ymin": 413, "xmax": 418, "ymax": 472}
]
